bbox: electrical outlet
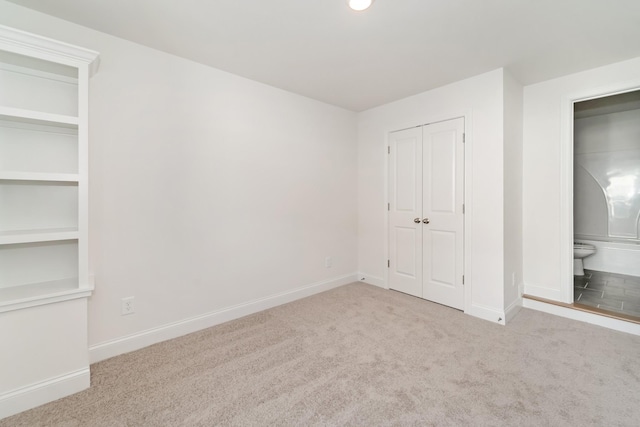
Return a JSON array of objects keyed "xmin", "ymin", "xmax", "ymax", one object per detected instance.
[
  {"xmin": 121, "ymin": 296, "xmax": 135, "ymax": 315},
  {"xmin": 512, "ymin": 272, "xmax": 516, "ymax": 287},
  {"xmin": 325, "ymin": 256, "xmax": 332, "ymax": 268}
]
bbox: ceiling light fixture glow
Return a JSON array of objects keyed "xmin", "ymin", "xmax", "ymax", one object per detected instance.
[{"xmin": 348, "ymin": 0, "xmax": 374, "ymax": 11}]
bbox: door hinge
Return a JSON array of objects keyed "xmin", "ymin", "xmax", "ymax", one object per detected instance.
[
  {"xmin": 388, "ymin": 260, "xmax": 390, "ymax": 268},
  {"xmin": 387, "ymin": 146, "xmax": 390, "ymax": 154},
  {"xmin": 388, "ymin": 202, "xmax": 390, "ymax": 211},
  {"xmin": 463, "ymin": 133, "xmax": 466, "ymax": 143},
  {"xmin": 462, "ymin": 275, "xmax": 465, "ymax": 285},
  {"xmin": 462, "ymin": 203, "xmax": 465, "ymax": 214}
]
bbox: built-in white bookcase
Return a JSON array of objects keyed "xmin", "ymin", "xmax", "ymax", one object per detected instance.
[
  {"xmin": 0, "ymin": 25, "xmax": 100, "ymax": 419},
  {"xmin": 0, "ymin": 26, "xmax": 99, "ymax": 312}
]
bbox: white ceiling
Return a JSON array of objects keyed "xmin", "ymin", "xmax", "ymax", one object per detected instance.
[{"xmin": 7, "ymin": 0, "xmax": 640, "ymax": 111}]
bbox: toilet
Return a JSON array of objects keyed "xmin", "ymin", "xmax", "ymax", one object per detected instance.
[{"xmin": 573, "ymin": 243, "xmax": 596, "ymax": 276}]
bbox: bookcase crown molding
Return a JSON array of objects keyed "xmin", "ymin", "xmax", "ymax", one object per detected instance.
[{"xmin": 0, "ymin": 24, "xmax": 99, "ymax": 75}]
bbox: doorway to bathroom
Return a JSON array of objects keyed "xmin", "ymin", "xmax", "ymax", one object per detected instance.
[{"xmin": 572, "ymin": 89, "xmax": 640, "ymax": 320}]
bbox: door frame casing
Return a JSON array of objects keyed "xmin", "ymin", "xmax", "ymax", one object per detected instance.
[
  {"xmin": 559, "ymin": 80, "xmax": 640, "ymax": 304},
  {"xmin": 384, "ymin": 111, "xmax": 473, "ymax": 313}
]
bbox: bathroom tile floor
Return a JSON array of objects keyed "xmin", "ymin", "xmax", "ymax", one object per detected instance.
[{"xmin": 574, "ymin": 269, "xmax": 640, "ymax": 319}]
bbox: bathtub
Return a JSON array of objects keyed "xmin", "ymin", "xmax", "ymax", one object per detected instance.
[{"xmin": 576, "ymin": 238, "xmax": 640, "ymax": 276}]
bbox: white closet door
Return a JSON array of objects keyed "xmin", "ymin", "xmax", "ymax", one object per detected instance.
[
  {"xmin": 388, "ymin": 127, "xmax": 423, "ymax": 297},
  {"xmin": 388, "ymin": 118, "xmax": 465, "ymax": 310},
  {"xmin": 422, "ymin": 118, "xmax": 465, "ymax": 309}
]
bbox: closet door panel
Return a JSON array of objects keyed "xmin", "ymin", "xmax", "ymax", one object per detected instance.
[
  {"xmin": 388, "ymin": 127, "xmax": 423, "ymax": 297},
  {"xmin": 422, "ymin": 118, "xmax": 465, "ymax": 310}
]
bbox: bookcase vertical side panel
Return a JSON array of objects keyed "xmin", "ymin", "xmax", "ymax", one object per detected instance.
[{"xmin": 77, "ymin": 65, "xmax": 89, "ymax": 290}]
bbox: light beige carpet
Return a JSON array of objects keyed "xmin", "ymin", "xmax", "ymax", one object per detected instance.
[{"xmin": 3, "ymin": 282, "xmax": 640, "ymax": 426}]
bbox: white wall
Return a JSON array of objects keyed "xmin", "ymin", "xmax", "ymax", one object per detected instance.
[
  {"xmin": 503, "ymin": 70, "xmax": 523, "ymax": 316},
  {"xmin": 523, "ymin": 56, "xmax": 640, "ymax": 301},
  {"xmin": 357, "ymin": 69, "xmax": 507, "ymax": 323},
  {"xmin": 0, "ymin": 1, "xmax": 358, "ymax": 359}
]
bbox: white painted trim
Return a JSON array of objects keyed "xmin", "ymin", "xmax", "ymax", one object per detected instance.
[
  {"xmin": 0, "ymin": 171, "xmax": 79, "ymax": 182},
  {"xmin": 357, "ymin": 273, "xmax": 386, "ymax": 288},
  {"xmin": 559, "ymin": 92, "xmax": 575, "ymax": 304},
  {"xmin": 89, "ymin": 273, "xmax": 358, "ymax": 363},
  {"xmin": 0, "ymin": 24, "xmax": 99, "ymax": 75},
  {"xmin": 0, "ymin": 105, "xmax": 78, "ymax": 127},
  {"xmin": 504, "ymin": 296, "xmax": 523, "ymax": 324},
  {"xmin": 0, "ymin": 62, "xmax": 78, "ymax": 84},
  {"xmin": 0, "ymin": 286, "xmax": 93, "ymax": 314},
  {"xmin": 461, "ymin": 110, "xmax": 474, "ymax": 317},
  {"xmin": 0, "ymin": 368, "xmax": 89, "ymax": 420},
  {"xmin": 383, "ymin": 130, "xmax": 390, "ymax": 290},
  {"xmin": 523, "ymin": 298, "xmax": 640, "ymax": 336},
  {"xmin": 0, "ymin": 117, "xmax": 78, "ymax": 134},
  {"xmin": 466, "ymin": 303, "xmax": 505, "ymax": 325}
]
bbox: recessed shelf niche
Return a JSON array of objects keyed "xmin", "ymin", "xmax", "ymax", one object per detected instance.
[
  {"xmin": 0, "ymin": 50, "xmax": 78, "ymax": 117},
  {"xmin": 0, "ymin": 119, "xmax": 78, "ymax": 175}
]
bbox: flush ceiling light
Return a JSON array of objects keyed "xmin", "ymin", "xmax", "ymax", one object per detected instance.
[{"xmin": 348, "ymin": 0, "xmax": 374, "ymax": 11}]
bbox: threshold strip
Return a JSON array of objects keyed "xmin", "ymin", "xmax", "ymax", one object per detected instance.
[{"xmin": 523, "ymin": 294, "xmax": 640, "ymax": 325}]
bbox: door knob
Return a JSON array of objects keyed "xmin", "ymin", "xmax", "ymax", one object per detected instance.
[
  {"xmin": 414, "ymin": 218, "xmax": 421, "ymax": 223},
  {"xmin": 423, "ymin": 218, "xmax": 430, "ymax": 224}
]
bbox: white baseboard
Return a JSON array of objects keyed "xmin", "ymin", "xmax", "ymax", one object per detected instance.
[
  {"xmin": 89, "ymin": 273, "xmax": 358, "ymax": 363},
  {"xmin": 504, "ymin": 297, "xmax": 523, "ymax": 324},
  {"xmin": 357, "ymin": 272, "xmax": 385, "ymax": 288},
  {"xmin": 0, "ymin": 369, "xmax": 89, "ymax": 420},
  {"xmin": 523, "ymin": 298, "xmax": 640, "ymax": 336},
  {"xmin": 466, "ymin": 303, "xmax": 506, "ymax": 325}
]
